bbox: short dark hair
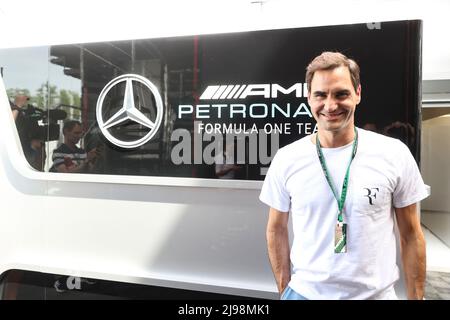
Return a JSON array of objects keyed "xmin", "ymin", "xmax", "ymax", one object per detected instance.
[
  {"xmin": 305, "ymin": 52, "xmax": 360, "ymax": 92},
  {"xmin": 63, "ymin": 120, "xmax": 82, "ymax": 134}
]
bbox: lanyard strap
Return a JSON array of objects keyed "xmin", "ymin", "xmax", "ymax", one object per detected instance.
[{"xmin": 315, "ymin": 128, "xmax": 358, "ymax": 223}]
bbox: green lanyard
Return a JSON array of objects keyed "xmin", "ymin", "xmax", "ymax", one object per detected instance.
[{"xmin": 315, "ymin": 128, "xmax": 358, "ymax": 223}]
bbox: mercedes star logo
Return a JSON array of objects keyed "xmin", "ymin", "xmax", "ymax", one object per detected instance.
[{"xmin": 96, "ymin": 74, "xmax": 163, "ymax": 148}]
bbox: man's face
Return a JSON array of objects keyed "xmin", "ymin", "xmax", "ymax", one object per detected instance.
[
  {"xmin": 65, "ymin": 124, "xmax": 83, "ymax": 145},
  {"xmin": 307, "ymin": 66, "xmax": 361, "ymax": 134}
]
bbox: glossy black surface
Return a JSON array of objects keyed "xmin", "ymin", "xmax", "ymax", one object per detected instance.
[{"xmin": 0, "ymin": 20, "xmax": 422, "ymax": 180}]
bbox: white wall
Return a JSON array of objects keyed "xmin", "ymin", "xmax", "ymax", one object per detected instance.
[
  {"xmin": 421, "ymin": 114, "xmax": 450, "ymax": 246},
  {"xmin": 0, "ymin": 0, "xmax": 450, "ymax": 80}
]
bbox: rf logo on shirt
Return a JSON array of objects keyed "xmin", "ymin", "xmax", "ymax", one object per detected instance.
[{"xmin": 363, "ymin": 187, "xmax": 379, "ymax": 205}]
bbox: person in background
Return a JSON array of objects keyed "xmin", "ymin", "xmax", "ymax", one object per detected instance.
[
  {"xmin": 50, "ymin": 120, "xmax": 98, "ymax": 173},
  {"xmin": 10, "ymin": 94, "xmax": 46, "ymax": 171}
]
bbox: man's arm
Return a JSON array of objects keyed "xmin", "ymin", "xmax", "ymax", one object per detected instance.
[
  {"xmin": 395, "ymin": 203, "xmax": 426, "ymax": 300},
  {"xmin": 54, "ymin": 149, "xmax": 97, "ymax": 173},
  {"xmin": 266, "ymin": 207, "xmax": 291, "ymax": 294}
]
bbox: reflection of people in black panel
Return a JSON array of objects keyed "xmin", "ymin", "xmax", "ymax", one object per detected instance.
[
  {"xmin": 50, "ymin": 120, "xmax": 98, "ymax": 173},
  {"xmin": 362, "ymin": 122, "xmax": 379, "ymax": 133},
  {"xmin": 214, "ymin": 141, "xmax": 241, "ymax": 179},
  {"xmin": 383, "ymin": 121, "xmax": 415, "ymax": 151},
  {"xmin": 10, "ymin": 94, "xmax": 46, "ymax": 171}
]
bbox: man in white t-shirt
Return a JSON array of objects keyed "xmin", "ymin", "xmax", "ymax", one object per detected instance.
[{"xmin": 260, "ymin": 52, "xmax": 428, "ymax": 300}]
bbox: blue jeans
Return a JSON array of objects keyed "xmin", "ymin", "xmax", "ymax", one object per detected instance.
[{"xmin": 280, "ymin": 286, "xmax": 308, "ymax": 300}]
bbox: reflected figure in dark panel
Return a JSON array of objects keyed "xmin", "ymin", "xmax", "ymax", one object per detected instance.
[
  {"xmin": 10, "ymin": 94, "xmax": 46, "ymax": 171},
  {"xmin": 383, "ymin": 121, "xmax": 415, "ymax": 151},
  {"xmin": 363, "ymin": 121, "xmax": 415, "ymax": 151},
  {"xmin": 261, "ymin": 52, "xmax": 428, "ymax": 300},
  {"xmin": 214, "ymin": 140, "xmax": 242, "ymax": 179},
  {"xmin": 362, "ymin": 122, "xmax": 379, "ymax": 133},
  {"xmin": 49, "ymin": 120, "xmax": 99, "ymax": 173}
]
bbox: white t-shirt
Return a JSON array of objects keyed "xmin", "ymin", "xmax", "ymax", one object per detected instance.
[{"xmin": 259, "ymin": 128, "xmax": 429, "ymax": 300}]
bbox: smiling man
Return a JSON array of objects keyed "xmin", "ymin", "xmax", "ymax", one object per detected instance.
[{"xmin": 260, "ymin": 52, "xmax": 428, "ymax": 300}]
